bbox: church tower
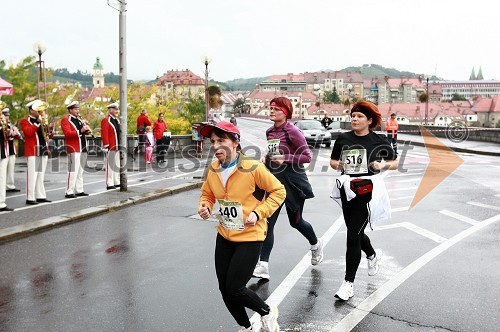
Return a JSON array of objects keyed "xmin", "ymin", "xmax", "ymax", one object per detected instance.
[{"xmin": 93, "ymin": 57, "xmax": 105, "ymax": 88}]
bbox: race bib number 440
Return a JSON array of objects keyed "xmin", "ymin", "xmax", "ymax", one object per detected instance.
[
  {"xmin": 341, "ymin": 149, "xmax": 368, "ymax": 174},
  {"xmin": 217, "ymin": 199, "xmax": 244, "ymax": 230}
]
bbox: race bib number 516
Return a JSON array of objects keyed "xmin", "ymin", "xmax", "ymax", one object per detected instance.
[{"xmin": 341, "ymin": 149, "xmax": 368, "ymax": 174}]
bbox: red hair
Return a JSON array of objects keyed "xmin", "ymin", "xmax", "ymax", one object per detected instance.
[
  {"xmin": 270, "ymin": 97, "xmax": 293, "ymax": 119},
  {"xmin": 350, "ymin": 101, "xmax": 382, "ymax": 129}
]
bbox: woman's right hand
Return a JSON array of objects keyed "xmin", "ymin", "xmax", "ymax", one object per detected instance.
[
  {"xmin": 330, "ymin": 159, "xmax": 344, "ymax": 171},
  {"xmin": 198, "ymin": 203, "xmax": 211, "ymax": 220}
]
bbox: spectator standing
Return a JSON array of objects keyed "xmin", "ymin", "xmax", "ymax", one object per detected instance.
[
  {"xmin": 229, "ymin": 114, "xmax": 237, "ymax": 126},
  {"xmin": 321, "ymin": 115, "xmax": 333, "ymax": 128},
  {"xmin": 385, "ymin": 113, "xmax": 398, "ymax": 155},
  {"xmin": 61, "ymin": 101, "xmax": 91, "ymax": 198},
  {"xmin": 3, "ymin": 108, "xmax": 22, "ymax": 193},
  {"xmin": 101, "ymin": 102, "xmax": 121, "ymax": 190},
  {"xmin": 144, "ymin": 126, "xmax": 154, "ymax": 164},
  {"xmin": 133, "ymin": 109, "xmax": 151, "ymax": 157},
  {"xmin": 153, "ymin": 113, "xmax": 168, "ymax": 164}
]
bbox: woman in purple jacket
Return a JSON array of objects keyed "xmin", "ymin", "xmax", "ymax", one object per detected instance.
[{"xmin": 253, "ymin": 97, "xmax": 324, "ymax": 280}]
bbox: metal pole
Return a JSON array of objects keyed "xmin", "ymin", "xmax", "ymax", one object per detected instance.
[
  {"xmin": 204, "ymin": 62, "xmax": 209, "ymax": 122},
  {"xmin": 37, "ymin": 53, "xmax": 42, "ymax": 100},
  {"xmin": 119, "ymin": 0, "xmax": 128, "ymax": 191},
  {"xmin": 425, "ymin": 77, "xmax": 429, "ymax": 125},
  {"xmin": 42, "ymin": 60, "xmax": 47, "ymax": 102}
]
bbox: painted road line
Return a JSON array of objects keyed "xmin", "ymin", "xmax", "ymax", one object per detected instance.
[
  {"xmin": 249, "ymin": 214, "xmax": 346, "ymax": 330},
  {"xmin": 331, "ymin": 213, "xmax": 500, "ymax": 332},
  {"xmin": 387, "ymin": 186, "xmax": 418, "ymax": 192},
  {"xmin": 370, "ymin": 222, "xmax": 447, "ymax": 243},
  {"xmin": 440, "ymin": 209, "xmax": 479, "ymax": 225},
  {"xmin": 390, "ymin": 195, "xmax": 415, "ymax": 201},
  {"xmin": 467, "ymin": 201, "xmax": 500, "ymax": 211},
  {"xmin": 391, "ymin": 207, "xmax": 410, "ymax": 212},
  {"xmin": 387, "ymin": 172, "xmax": 423, "ymax": 178}
]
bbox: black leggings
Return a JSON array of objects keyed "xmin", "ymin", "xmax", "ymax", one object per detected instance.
[
  {"xmin": 215, "ymin": 234, "xmax": 270, "ymax": 328},
  {"xmin": 259, "ymin": 199, "xmax": 318, "ymax": 262},
  {"xmin": 340, "ymin": 188, "xmax": 376, "ymax": 282}
]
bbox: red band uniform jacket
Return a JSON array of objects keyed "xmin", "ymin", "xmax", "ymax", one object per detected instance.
[
  {"xmin": 20, "ymin": 116, "xmax": 53, "ymax": 156},
  {"xmin": 101, "ymin": 115, "xmax": 121, "ymax": 151},
  {"xmin": 61, "ymin": 115, "xmax": 89, "ymax": 153}
]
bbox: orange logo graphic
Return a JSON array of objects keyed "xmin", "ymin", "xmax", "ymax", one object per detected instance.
[{"xmin": 409, "ymin": 127, "xmax": 464, "ymax": 210}]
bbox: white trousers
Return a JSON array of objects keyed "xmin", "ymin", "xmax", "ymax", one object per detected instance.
[
  {"xmin": 66, "ymin": 152, "xmax": 87, "ymax": 195},
  {"xmin": 0, "ymin": 158, "xmax": 7, "ymax": 208},
  {"xmin": 105, "ymin": 150, "xmax": 120, "ymax": 187},
  {"xmin": 6, "ymin": 155, "xmax": 16, "ymax": 190},
  {"xmin": 26, "ymin": 155, "xmax": 48, "ymax": 201}
]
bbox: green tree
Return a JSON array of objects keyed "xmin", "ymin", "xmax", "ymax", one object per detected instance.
[
  {"xmin": 323, "ymin": 88, "xmax": 341, "ymax": 104},
  {"xmin": 0, "ymin": 56, "xmax": 38, "ymax": 123},
  {"xmin": 451, "ymin": 93, "xmax": 467, "ymax": 101},
  {"xmin": 418, "ymin": 92, "xmax": 428, "ymax": 103}
]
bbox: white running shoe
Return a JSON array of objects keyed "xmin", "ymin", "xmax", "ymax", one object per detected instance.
[
  {"xmin": 261, "ymin": 306, "xmax": 279, "ymax": 332},
  {"xmin": 311, "ymin": 238, "xmax": 324, "ymax": 265},
  {"xmin": 253, "ymin": 261, "xmax": 270, "ymax": 280},
  {"xmin": 334, "ymin": 280, "xmax": 354, "ymax": 301},
  {"xmin": 367, "ymin": 249, "xmax": 383, "ymax": 276},
  {"xmin": 237, "ymin": 325, "xmax": 253, "ymax": 331}
]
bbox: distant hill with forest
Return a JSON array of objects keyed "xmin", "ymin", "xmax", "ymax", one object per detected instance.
[{"xmin": 50, "ymin": 64, "xmax": 438, "ymax": 91}]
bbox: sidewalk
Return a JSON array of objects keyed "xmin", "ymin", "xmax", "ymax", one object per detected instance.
[{"xmin": 1, "ymin": 121, "xmax": 498, "ymax": 243}]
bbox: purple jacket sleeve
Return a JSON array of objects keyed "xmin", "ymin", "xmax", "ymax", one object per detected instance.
[{"xmin": 284, "ymin": 126, "xmax": 312, "ymax": 164}]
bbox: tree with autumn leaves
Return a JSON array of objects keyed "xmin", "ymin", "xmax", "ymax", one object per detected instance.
[{"xmin": 0, "ymin": 56, "xmax": 206, "ymax": 134}]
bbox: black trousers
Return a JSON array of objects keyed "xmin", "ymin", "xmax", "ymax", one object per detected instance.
[
  {"xmin": 386, "ymin": 133, "xmax": 398, "ymax": 154},
  {"xmin": 340, "ymin": 188, "xmax": 375, "ymax": 282},
  {"xmin": 259, "ymin": 198, "xmax": 318, "ymax": 262},
  {"xmin": 156, "ymin": 136, "xmax": 170, "ymax": 162},
  {"xmin": 215, "ymin": 234, "xmax": 270, "ymax": 328}
]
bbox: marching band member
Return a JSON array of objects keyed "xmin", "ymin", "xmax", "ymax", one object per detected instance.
[
  {"xmin": 3, "ymin": 108, "xmax": 22, "ymax": 193},
  {"xmin": 101, "ymin": 102, "xmax": 121, "ymax": 189},
  {"xmin": 0, "ymin": 103, "xmax": 13, "ymax": 212},
  {"xmin": 20, "ymin": 100, "xmax": 53, "ymax": 205},
  {"xmin": 61, "ymin": 101, "xmax": 91, "ymax": 198}
]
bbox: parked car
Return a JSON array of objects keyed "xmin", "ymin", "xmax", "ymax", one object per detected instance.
[
  {"xmin": 326, "ymin": 122, "xmax": 347, "ymax": 140},
  {"xmin": 293, "ymin": 119, "xmax": 331, "ymax": 147}
]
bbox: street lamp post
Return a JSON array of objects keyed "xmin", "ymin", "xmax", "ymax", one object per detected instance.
[
  {"xmin": 424, "ymin": 74, "xmax": 431, "ymax": 125},
  {"xmin": 201, "ymin": 54, "xmax": 211, "ymax": 122},
  {"xmin": 298, "ymin": 93, "xmax": 303, "ymax": 119},
  {"xmin": 33, "ymin": 41, "xmax": 47, "ymax": 101}
]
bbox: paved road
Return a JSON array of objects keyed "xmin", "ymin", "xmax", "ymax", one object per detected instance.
[{"xmin": 0, "ymin": 118, "xmax": 499, "ymax": 331}]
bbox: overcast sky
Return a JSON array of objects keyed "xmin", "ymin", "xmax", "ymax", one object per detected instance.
[{"xmin": 2, "ymin": 0, "xmax": 498, "ymax": 83}]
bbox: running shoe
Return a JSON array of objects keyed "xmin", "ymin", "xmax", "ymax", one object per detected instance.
[
  {"xmin": 237, "ymin": 325, "xmax": 253, "ymax": 331},
  {"xmin": 334, "ymin": 280, "xmax": 354, "ymax": 301},
  {"xmin": 261, "ymin": 306, "xmax": 279, "ymax": 332},
  {"xmin": 311, "ymin": 238, "xmax": 324, "ymax": 265},
  {"xmin": 367, "ymin": 249, "xmax": 383, "ymax": 276},
  {"xmin": 253, "ymin": 261, "xmax": 270, "ymax": 280}
]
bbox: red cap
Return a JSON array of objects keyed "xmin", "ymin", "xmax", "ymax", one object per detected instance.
[{"xmin": 199, "ymin": 121, "xmax": 240, "ymax": 139}]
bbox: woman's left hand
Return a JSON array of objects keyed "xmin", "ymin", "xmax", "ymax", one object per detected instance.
[{"xmin": 270, "ymin": 155, "xmax": 285, "ymax": 165}]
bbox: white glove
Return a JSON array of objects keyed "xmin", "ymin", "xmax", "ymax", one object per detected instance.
[{"xmin": 102, "ymin": 146, "xmax": 109, "ymax": 153}]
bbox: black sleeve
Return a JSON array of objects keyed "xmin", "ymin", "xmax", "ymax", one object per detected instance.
[{"xmin": 330, "ymin": 133, "xmax": 345, "ymax": 160}]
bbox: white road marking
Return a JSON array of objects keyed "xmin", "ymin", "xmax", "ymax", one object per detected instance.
[
  {"xmin": 331, "ymin": 213, "xmax": 500, "ymax": 332},
  {"xmin": 387, "ymin": 186, "xmax": 417, "ymax": 192},
  {"xmin": 467, "ymin": 201, "xmax": 500, "ymax": 211},
  {"xmin": 373, "ymin": 222, "xmax": 447, "ymax": 243},
  {"xmin": 387, "ymin": 172, "xmax": 423, "ymax": 178},
  {"xmin": 440, "ymin": 209, "xmax": 479, "ymax": 225},
  {"xmin": 249, "ymin": 214, "xmax": 346, "ymax": 330},
  {"xmin": 390, "ymin": 196, "xmax": 414, "ymax": 201},
  {"xmin": 391, "ymin": 207, "xmax": 410, "ymax": 212}
]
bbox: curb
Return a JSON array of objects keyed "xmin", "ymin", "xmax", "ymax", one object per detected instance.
[{"xmin": 0, "ymin": 181, "xmax": 204, "ymax": 243}]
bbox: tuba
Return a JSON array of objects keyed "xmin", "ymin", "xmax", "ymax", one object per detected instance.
[{"xmin": 32, "ymin": 100, "xmax": 51, "ymax": 142}]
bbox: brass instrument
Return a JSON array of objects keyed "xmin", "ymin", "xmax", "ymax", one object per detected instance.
[
  {"xmin": 0, "ymin": 101, "xmax": 8, "ymax": 141},
  {"xmin": 32, "ymin": 101, "xmax": 51, "ymax": 142}
]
